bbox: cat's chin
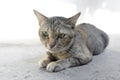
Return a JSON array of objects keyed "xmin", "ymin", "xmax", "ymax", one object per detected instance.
[
  {"xmin": 47, "ymin": 48, "xmax": 67, "ymax": 53},
  {"xmin": 46, "ymin": 45, "xmax": 68, "ymax": 53}
]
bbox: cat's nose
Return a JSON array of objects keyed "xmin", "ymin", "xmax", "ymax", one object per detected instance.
[
  {"xmin": 48, "ymin": 39, "xmax": 56, "ymax": 49},
  {"xmin": 49, "ymin": 43, "xmax": 55, "ymax": 48}
]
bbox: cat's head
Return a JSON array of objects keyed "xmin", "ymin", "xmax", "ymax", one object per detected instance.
[{"xmin": 33, "ymin": 10, "xmax": 80, "ymax": 53}]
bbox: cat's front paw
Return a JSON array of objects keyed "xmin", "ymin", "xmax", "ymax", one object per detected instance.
[
  {"xmin": 39, "ymin": 58, "xmax": 51, "ymax": 68},
  {"xmin": 46, "ymin": 62, "xmax": 64, "ymax": 72}
]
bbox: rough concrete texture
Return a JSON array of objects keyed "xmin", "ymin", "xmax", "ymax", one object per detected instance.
[{"xmin": 0, "ymin": 34, "xmax": 120, "ymax": 80}]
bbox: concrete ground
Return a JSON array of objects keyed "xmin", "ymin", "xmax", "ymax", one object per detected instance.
[{"xmin": 0, "ymin": 34, "xmax": 120, "ymax": 80}]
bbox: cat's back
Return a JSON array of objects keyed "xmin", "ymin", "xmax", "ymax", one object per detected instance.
[
  {"xmin": 75, "ymin": 23, "xmax": 109, "ymax": 55},
  {"xmin": 76, "ymin": 23, "xmax": 97, "ymax": 33},
  {"xmin": 75, "ymin": 23, "xmax": 103, "ymax": 39}
]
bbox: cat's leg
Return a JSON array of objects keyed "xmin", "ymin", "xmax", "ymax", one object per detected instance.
[
  {"xmin": 77, "ymin": 52, "xmax": 93, "ymax": 65},
  {"xmin": 39, "ymin": 55, "xmax": 51, "ymax": 68},
  {"xmin": 46, "ymin": 53, "xmax": 92, "ymax": 72},
  {"xmin": 39, "ymin": 52, "xmax": 55, "ymax": 68},
  {"xmin": 46, "ymin": 57, "xmax": 80, "ymax": 72},
  {"xmin": 76, "ymin": 44, "xmax": 93, "ymax": 65}
]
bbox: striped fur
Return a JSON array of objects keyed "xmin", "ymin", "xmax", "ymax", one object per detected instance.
[{"xmin": 34, "ymin": 10, "xmax": 109, "ymax": 72}]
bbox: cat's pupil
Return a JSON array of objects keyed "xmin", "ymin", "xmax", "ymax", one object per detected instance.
[
  {"xmin": 42, "ymin": 32, "xmax": 48, "ymax": 37},
  {"xmin": 58, "ymin": 33, "xmax": 65, "ymax": 39}
]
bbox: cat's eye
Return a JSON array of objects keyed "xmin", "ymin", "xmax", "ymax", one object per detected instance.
[
  {"xmin": 58, "ymin": 33, "xmax": 66, "ymax": 39},
  {"xmin": 42, "ymin": 31, "xmax": 48, "ymax": 37}
]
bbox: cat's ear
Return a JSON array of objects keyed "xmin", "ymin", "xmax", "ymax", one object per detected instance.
[
  {"xmin": 33, "ymin": 9, "xmax": 48, "ymax": 26},
  {"xmin": 66, "ymin": 12, "xmax": 81, "ymax": 26}
]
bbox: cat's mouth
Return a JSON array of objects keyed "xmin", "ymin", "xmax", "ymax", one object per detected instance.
[
  {"xmin": 46, "ymin": 38, "xmax": 74, "ymax": 53},
  {"xmin": 47, "ymin": 48, "xmax": 66, "ymax": 53},
  {"xmin": 46, "ymin": 44, "xmax": 64, "ymax": 53}
]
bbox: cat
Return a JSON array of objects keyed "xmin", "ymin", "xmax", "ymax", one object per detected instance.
[{"xmin": 33, "ymin": 9, "xmax": 109, "ymax": 72}]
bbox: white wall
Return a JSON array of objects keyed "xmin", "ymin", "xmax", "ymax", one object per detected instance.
[
  {"xmin": 74, "ymin": 0, "xmax": 120, "ymax": 34},
  {"xmin": 0, "ymin": 0, "xmax": 77, "ymax": 41},
  {"xmin": 0, "ymin": 0, "xmax": 120, "ymax": 41}
]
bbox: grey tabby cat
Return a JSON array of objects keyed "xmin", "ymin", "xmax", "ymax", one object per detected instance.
[{"xmin": 33, "ymin": 10, "xmax": 109, "ymax": 72}]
